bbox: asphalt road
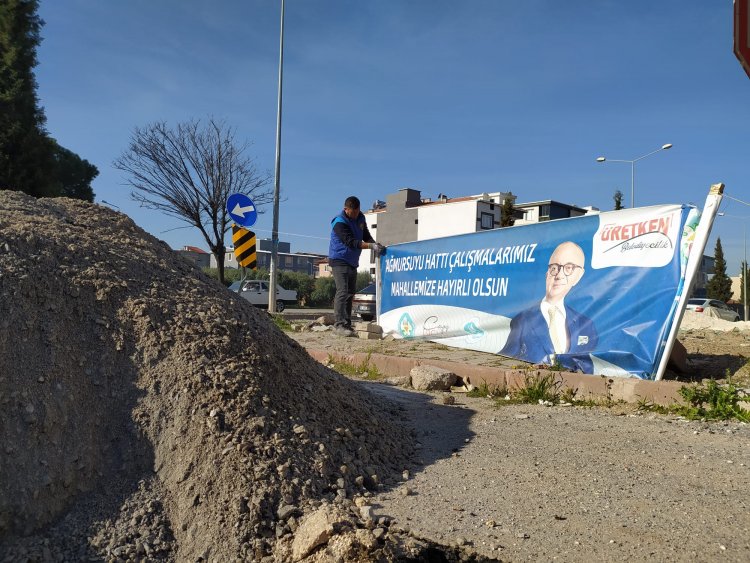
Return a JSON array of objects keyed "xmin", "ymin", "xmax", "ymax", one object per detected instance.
[{"xmin": 363, "ymin": 383, "xmax": 750, "ymax": 562}]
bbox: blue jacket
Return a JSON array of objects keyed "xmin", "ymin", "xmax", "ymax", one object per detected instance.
[
  {"xmin": 328, "ymin": 211, "xmax": 373, "ymax": 267},
  {"xmin": 500, "ymin": 303, "xmax": 599, "ymax": 373}
]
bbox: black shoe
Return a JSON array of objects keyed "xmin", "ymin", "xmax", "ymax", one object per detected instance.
[{"xmin": 334, "ymin": 326, "xmax": 356, "ymax": 337}]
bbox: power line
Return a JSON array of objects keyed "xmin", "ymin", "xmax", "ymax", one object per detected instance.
[{"xmin": 725, "ymin": 194, "xmax": 750, "ymax": 208}]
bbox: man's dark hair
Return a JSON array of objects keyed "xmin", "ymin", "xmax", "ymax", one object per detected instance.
[{"xmin": 344, "ymin": 196, "xmax": 360, "ymax": 210}]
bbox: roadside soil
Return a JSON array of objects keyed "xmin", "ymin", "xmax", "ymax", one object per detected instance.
[
  {"xmin": 365, "ymin": 386, "xmax": 750, "ymax": 562},
  {"xmin": 285, "ymin": 318, "xmax": 750, "ymax": 562}
]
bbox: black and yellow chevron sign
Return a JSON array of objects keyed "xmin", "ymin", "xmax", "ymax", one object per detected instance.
[{"xmin": 232, "ymin": 224, "xmax": 257, "ymax": 269}]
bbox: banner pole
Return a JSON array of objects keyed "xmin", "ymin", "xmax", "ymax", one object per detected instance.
[
  {"xmin": 376, "ymin": 251, "xmax": 381, "ymax": 324},
  {"xmin": 654, "ymin": 183, "xmax": 724, "ymax": 381}
]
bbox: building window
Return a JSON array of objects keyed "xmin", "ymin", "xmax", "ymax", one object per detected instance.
[
  {"xmin": 371, "ymin": 224, "xmax": 377, "ymax": 229},
  {"xmin": 489, "ymin": 203, "xmax": 495, "ymax": 210},
  {"xmin": 539, "ymin": 204, "xmax": 551, "ymax": 220},
  {"xmin": 480, "ymin": 212, "xmax": 494, "ymax": 230},
  {"xmin": 414, "ymin": 219, "xmax": 418, "ymax": 224}
]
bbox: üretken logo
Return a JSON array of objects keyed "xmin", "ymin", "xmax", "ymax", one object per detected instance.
[{"xmin": 592, "ymin": 206, "xmax": 682, "ymax": 269}]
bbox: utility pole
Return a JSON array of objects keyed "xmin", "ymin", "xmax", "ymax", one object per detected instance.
[{"xmin": 268, "ymin": 0, "xmax": 285, "ymax": 312}]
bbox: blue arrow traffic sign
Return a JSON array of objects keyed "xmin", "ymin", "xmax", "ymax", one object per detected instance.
[{"xmin": 226, "ymin": 193, "xmax": 258, "ymax": 228}]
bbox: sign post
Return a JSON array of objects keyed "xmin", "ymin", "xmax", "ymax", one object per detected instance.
[{"xmin": 735, "ymin": 0, "xmax": 750, "ymax": 79}]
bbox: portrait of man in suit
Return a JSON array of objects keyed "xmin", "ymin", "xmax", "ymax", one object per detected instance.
[{"xmin": 500, "ymin": 241, "xmax": 598, "ymax": 368}]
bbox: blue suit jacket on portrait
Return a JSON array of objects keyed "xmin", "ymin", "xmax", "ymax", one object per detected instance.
[{"xmin": 500, "ymin": 304, "xmax": 599, "ymax": 373}]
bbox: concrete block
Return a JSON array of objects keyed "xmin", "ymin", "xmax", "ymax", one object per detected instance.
[
  {"xmin": 354, "ymin": 322, "xmax": 383, "ymax": 334},
  {"xmin": 358, "ymin": 331, "xmax": 381, "ymax": 340}
]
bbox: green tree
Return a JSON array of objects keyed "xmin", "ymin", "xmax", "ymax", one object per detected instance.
[
  {"xmin": 310, "ymin": 277, "xmax": 336, "ymax": 307},
  {"xmin": 114, "ymin": 118, "xmax": 272, "ymax": 285},
  {"xmin": 50, "ymin": 140, "xmax": 98, "ymax": 201},
  {"xmin": 0, "ymin": 1, "xmax": 97, "ymax": 200},
  {"xmin": 500, "ymin": 193, "xmax": 516, "ymax": 227},
  {"xmin": 0, "ymin": 0, "xmax": 55, "ymax": 196},
  {"xmin": 706, "ymin": 238, "xmax": 733, "ymax": 302},
  {"xmin": 278, "ymin": 271, "xmax": 316, "ymax": 306},
  {"xmin": 613, "ymin": 190, "xmax": 624, "ymax": 210}
]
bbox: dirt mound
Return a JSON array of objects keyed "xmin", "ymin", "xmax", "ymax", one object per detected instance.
[
  {"xmin": 0, "ymin": 192, "xmax": 416, "ymax": 561},
  {"xmin": 679, "ymin": 310, "xmax": 750, "ymax": 332}
]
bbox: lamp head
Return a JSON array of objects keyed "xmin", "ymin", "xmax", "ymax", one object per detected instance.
[
  {"xmin": 662, "ymin": 143, "xmax": 673, "ymax": 150},
  {"xmin": 596, "ymin": 157, "xmax": 606, "ymax": 162}
]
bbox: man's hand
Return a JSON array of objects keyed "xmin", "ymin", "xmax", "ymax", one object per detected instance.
[{"xmin": 372, "ymin": 243, "xmax": 387, "ymax": 258}]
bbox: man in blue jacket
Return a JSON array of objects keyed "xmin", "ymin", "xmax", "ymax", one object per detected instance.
[
  {"xmin": 500, "ymin": 241, "xmax": 598, "ymax": 372},
  {"xmin": 328, "ymin": 196, "xmax": 384, "ymax": 336}
]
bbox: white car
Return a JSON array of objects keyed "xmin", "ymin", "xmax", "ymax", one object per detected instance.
[
  {"xmin": 685, "ymin": 298, "xmax": 740, "ymax": 322},
  {"xmin": 229, "ymin": 279, "xmax": 297, "ymax": 312}
]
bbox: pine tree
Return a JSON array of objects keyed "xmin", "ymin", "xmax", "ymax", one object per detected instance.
[
  {"xmin": 613, "ymin": 190, "xmax": 624, "ymax": 210},
  {"xmin": 0, "ymin": 0, "xmax": 57, "ymax": 195},
  {"xmin": 0, "ymin": 1, "xmax": 97, "ymax": 200},
  {"xmin": 706, "ymin": 238, "xmax": 733, "ymax": 302},
  {"xmin": 500, "ymin": 193, "xmax": 516, "ymax": 227}
]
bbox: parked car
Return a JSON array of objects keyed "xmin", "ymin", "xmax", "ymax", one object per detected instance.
[
  {"xmin": 353, "ymin": 283, "xmax": 376, "ymax": 321},
  {"xmin": 229, "ymin": 279, "xmax": 297, "ymax": 312},
  {"xmin": 685, "ymin": 298, "xmax": 740, "ymax": 322}
]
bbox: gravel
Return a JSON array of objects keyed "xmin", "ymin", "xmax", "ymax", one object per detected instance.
[
  {"xmin": 364, "ymin": 384, "xmax": 750, "ymax": 562},
  {"xmin": 0, "ymin": 192, "xmax": 442, "ymax": 562}
]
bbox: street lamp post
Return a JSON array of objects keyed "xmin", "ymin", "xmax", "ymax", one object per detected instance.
[
  {"xmin": 596, "ymin": 143, "xmax": 673, "ymax": 208},
  {"xmin": 744, "ymin": 222, "xmax": 748, "ymax": 322},
  {"xmin": 268, "ymin": 0, "xmax": 285, "ymax": 313},
  {"xmin": 718, "ymin": 212, "xmax": 748, "ymax": 321}
]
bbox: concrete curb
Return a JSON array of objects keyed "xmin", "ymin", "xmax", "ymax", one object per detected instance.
[{"xmin": 305, "ymin": 348, "xmax": 688, "ymax": 407}]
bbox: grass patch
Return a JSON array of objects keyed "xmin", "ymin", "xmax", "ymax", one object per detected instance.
[
  {"xmin": 271, "ymin": 314, "xmax": 293, "ymax": 331},
  {"xmin": 466, "ymin": 380, "xmax": 507, "ymax": 398},
  {"xmin": 638, "ymin": 378, "xmax": 750, "ymax": 422},
  {"xmin": 326, "ymin": 353, "xmax": 383, "ymax": 380},
  {"xmin": 510, "ymin": 371, "xmax": 564, "ymax": 404}
]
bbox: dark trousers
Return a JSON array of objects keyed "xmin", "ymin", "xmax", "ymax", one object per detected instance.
[{"xmin": 332, "ymin": 263, "xmax": 358, "ymax": 328}]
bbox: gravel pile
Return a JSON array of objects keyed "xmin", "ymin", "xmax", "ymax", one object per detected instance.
[
  {"xmin": 0, "ymin": 192, "xmax": 420, "ymax": 561},
  {"xmin": 679, "ymin": 310, "xmax": 750, "ymax": 332}
]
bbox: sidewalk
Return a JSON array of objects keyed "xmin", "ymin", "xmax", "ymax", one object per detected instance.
[{"xmin": 287, "ymin": 329, "xmax": 689, "ymax": 407}]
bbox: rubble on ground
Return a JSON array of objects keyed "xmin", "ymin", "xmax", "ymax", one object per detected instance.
[{"xmin": 0, "ymin": 192, "xmax": 434, "ymax": 561}]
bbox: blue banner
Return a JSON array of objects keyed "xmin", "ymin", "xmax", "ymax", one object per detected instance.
[{"xmin": 379, "ymin": 205, "xmax": 700, "ymax": 379}]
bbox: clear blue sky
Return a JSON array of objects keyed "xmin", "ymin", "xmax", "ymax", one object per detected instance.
[{"xmin": 36, "ymin": 0, "xmax": 750, "ymax": 274}]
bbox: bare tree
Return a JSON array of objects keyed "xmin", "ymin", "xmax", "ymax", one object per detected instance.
[{"xmin": 114, "ymin": 118, "xmax": 272, "ymax": 283}]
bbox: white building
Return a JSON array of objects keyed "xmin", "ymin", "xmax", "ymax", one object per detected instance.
[
  {"xmin": 360, "ymin": 188, "xmax": 600, "ymax": 276},
  {"xmin": 361, "ymin": 188, "xmax": 517, "ymax": 275}
]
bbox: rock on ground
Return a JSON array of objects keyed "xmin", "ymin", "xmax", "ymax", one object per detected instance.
[{"xmin": 410, "ymin": 365, "xmax": 458, "ymax": 391}]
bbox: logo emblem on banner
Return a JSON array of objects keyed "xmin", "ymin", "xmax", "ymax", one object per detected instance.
[
  {"xmin": 463, "ymin": 319, "xmax": 485, "ymax": 342},
  {"xmin": 398, "ymin": 312, "xmax": 415, "ymax": 338},
  {"xmin": 592, "ymin": 206, "xmax": 682, "ymax": 269},
  {"xmin": 232, "ymin": 224, "xmax": 257, "ymax": 269}
]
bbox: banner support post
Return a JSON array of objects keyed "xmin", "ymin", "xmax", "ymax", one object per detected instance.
[
  {"xmin": 376, "ymin": 251, "xmax": 381, "ymax": 324},
  {"xmin": 654, "ymin": 183, "xmax": 724, "ymax": 381}
]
